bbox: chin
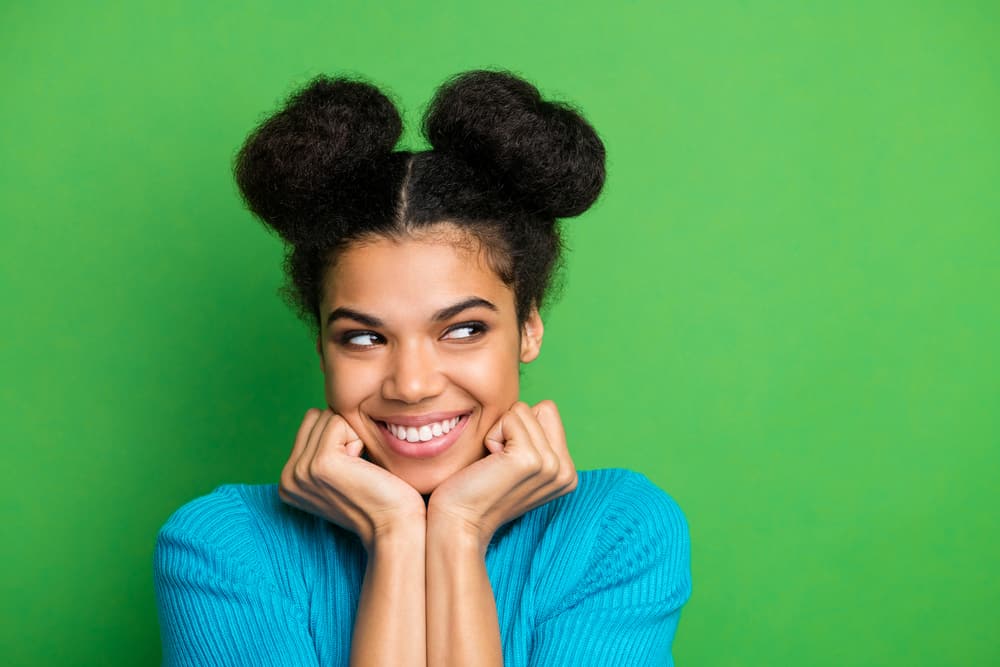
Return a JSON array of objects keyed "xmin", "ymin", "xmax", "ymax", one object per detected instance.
[
  {"xmin": 396, "ymin": 465, "xmax": 453, "ymax": 497},
  {"xmin": 385, "ymin": 449, "xmax": 485, "ymax": 496}
]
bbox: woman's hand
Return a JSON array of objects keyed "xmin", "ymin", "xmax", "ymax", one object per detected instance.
[
  {"xmin": 278, "ymin": 408, "xmax": 427, "ymax": 553},
  {"xmin": 426, "ymin": 400, "xmax": 578, "ymax": 554}
]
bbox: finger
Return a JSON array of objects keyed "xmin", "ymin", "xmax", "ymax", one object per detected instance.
[
  {"xmin": 281, "ymin": 408, "xmax": 324, "ymax": 504},
  {"xmin": 329, "ymin": 413, "xmax": 363, "ymax": 457},
  {"xmin": 484, "ymin": 413, "xmax": 507, "ymax": 454},
  {"xmin": 534, "ymin": 400, "xmax": 569, "ymax": 457},
  {"xmin": 345, "ymin": 439, "xmax": 364, "ymax": 458},
  {"xmin": 485, "ymin": 406, "xmax": 534, "ymax": 456},
  {"xmin": 533, "ymin": 400, "xmax": 577, "ymax": 491},
  {"xmin": 486, "ymin": 403, "xmax": 541, "ymax": 455},
  {"xmin": 285, "ymin": 408, "xmax": 324, "ymax": 478},
  {"xmin": 290, "ymin": 408, "xmax": 322, "ymax": 461},
  {"xmin": 513, "ymin": 402, "xmax": 550, "ymax": 451},
  {"xmin": 514, "ymin": 401, "xmax": 561, "ymax": 481},
  {"xmin": 311, "ymin": 414, "xmax": 364, "ymax": 479},
  {"xmin": 342, "ymin": 428, "xmax": 365, "ymax": 458},
  {"xmin": 500, "ymin": 406, "xmax": 574, "ymax": 513},
  {"xmin": 315, "ymin": 414, "xmax": 356, "ymax": 459},
  {"xmin": 297, "ymin": 409, "xmax": 333, "ymax": 479},
  {"xmin": 339, "ymin": 414, "xmax": 362, "ymax": 443},
  {"xmin": 496, "ymin": 408, "xmax": 544, "ymax": 477}
]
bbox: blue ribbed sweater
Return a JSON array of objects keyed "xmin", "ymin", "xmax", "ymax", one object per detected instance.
[{"xmin": 153, "ymin": 467, "xmax": 692, "ymax": 666}]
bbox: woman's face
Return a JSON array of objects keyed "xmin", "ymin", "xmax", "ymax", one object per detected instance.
[{"xmin": 315, "ymin": 224, "xmax": 544, "ymax": 495}]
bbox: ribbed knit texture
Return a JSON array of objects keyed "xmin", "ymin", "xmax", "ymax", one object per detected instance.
[{"xmin": 153, "ymin": 467, "xmax": 692, "ymax": 666}]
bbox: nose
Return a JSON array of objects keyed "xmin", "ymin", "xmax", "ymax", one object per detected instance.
[{"xmin": 381, "ymin": 339, "xmax": 446, "ymax": 404}]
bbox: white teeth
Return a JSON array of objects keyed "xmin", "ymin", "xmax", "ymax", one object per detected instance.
[{"xmin": 385, "ymin": 416, "xmax": 464, "ymax": 443}]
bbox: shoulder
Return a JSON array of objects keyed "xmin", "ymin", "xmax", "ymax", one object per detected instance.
[
  {"xmin": 575, "ymin": 467, "xmax": 682, "ymax": 506},
  {"xmin": 552, "ymin": 467, "xmax": 690, "ymax": 542},
  {"xmin": 152, "ymin": 484, "xmax": 326, "ymax": 640},
  {"xmin": 154, "ymin": 483, "xmax": 327, "ymax": 584},
  {"xmin": 529, "ymin": 468, "xmax": 692, "ymax": 621},
  {"xmin": 157, "ymin": 483, "xmax": 288, "ymax": 544},
  {"xmin": 155, "ymin": 484, "xmax": 271, "ymax": 565}
]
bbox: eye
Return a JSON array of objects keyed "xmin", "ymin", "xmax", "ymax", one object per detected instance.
[
  {"xmin": 443, "ymin": 322, "xmax": 488, "ymax": 340},
  {"xmin": 340, "ymin": 331, "xmax": 383, "ymax": 348}
]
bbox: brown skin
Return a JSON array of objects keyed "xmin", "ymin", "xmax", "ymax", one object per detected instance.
[
  {"xmin": 316, "ymin": 225, "xmax": 540, "ymax": 495},
  {"xmin": 278, "ymin": 222, "xmax": 578, "ymax": 666}
]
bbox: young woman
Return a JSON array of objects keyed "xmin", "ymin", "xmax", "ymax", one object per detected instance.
[{"xmin": 154, "ymin": 70, "xmax": 692, "ymax": 666}]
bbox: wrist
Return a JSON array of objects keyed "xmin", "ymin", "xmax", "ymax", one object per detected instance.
[
  {"xmin": 367, "ymin": 516, "xmax": 426, "ymax": 555},
  {"xmin": 426, "ymin": 509, "xmax": 492, "ymax": 557}
]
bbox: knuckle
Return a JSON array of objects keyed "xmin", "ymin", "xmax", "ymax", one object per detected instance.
[
  {"xmin": 293, "ymin": 460, "xmax": 311, "ymax": 484},
  {"xmin": 559, "ymin": 468, "xmax": 578, "ymax": 490},
  {"xmin": 310, "ymin": 446, "xmax": 341, "ymax": 480},
  {"xmin": 565, "ymin": 472, "xmax": 579, "ymax": 492},
  {"xmin": 277, "ymin": 471, "xmax": 300, "ymax": 502},
  {"xmin": 540, "ymin": 454, "xmax": 560, "ymax": 478},
  {"xmin": 516, "ymin": 449, "xmax": 542, "ymax": 475},
  {"xmin": 327, "ymin": 415, "xmax": 355, "ymax": 439},
  {"xmin": 308, "ymin": 452, "xmax": 330, "ymax": 479},
  {"xmin": 277, "ymin": 485, "xmax": 292, "ymax": 503}
]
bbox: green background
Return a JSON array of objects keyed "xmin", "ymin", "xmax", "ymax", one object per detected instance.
[{"xmin": 2, "ymin": 2, "xmax": 997, "ymax": 665}]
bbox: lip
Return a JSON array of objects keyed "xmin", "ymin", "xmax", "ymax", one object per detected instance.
[
  {"xmin": 374, "ymin": 413, "xmax": 471, "ymax": 459},
  {"xmin": 372, "ymin": 410, "xmax": 472, "ymax": 428}
]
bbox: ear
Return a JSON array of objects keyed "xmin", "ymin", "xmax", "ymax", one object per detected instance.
[
  {"xmin": 519, "ymin": 306, "xmax": 544, "ymax": 364},
  {"xmin": 316, "ymin": 335, "xmax": 324, "ymax": 373}
]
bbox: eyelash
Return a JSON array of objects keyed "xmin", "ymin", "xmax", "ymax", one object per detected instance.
[
  {"xmin": 337, "ymin": 322, "xmax": 489, "ymax": 349},
  {"xmin": 339, "ymin": 331, "xmax": 383, "ymax": 348},
  {"xmin": 445, "ymin": 322, "xmax": 489, "ymax": 340}
]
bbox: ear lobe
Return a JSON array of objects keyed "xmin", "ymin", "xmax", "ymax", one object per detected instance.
[{"xmin": 519, "ymin": 308, "xmax": 544, "ymax": 363}]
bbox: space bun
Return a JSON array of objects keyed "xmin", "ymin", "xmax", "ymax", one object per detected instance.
[
  {"xmin": 234, "ymin": 76, "xmax": 406, "ymax": 245},
  {"xmin": 422, "ymin": 70, "xmax": 605, "ymax": 219},
  {"xmin": 234, "ymin": 69, "xmax": 607, "ymax": 334}
]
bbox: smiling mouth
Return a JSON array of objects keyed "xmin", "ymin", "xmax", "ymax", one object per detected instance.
[
  {"xmin": 372, "ymin": 413, "xmax": 473, "ymax": 460},
  {"xmin": 377, "ymin": 414, "xmax": 469, "ymax": 444}
]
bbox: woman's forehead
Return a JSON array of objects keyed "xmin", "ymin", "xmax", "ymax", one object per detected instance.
[{"xmin": 323, "ymin": 232, "xmax": 514, "ymax": 317}]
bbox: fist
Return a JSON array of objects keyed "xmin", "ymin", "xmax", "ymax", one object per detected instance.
[{"xmin": 279, "ymin": 408, "xmax": 426, "ymax": 552}]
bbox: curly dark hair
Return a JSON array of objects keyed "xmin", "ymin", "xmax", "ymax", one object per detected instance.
[{"xmin": 234, "ymin": 69, "xmax": 606, "ymax": 336}]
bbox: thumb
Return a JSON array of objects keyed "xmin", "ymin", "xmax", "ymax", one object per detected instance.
[
  {"xmin": 484, "ymin": 414, "xmax": 507, "ymax": 455},
  {"xmin": 330, "ymin": 416, "xmax": 363, "ymax": 455},
  {"xmin": 342, "ymin": 423, "xmax": 363, "ymax": 458},
  {"xmin": 345, "ymin": 438, "xmax": 364, "ymax": 457}
]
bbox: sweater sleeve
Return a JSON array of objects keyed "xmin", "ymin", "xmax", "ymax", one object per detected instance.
[
  {"xmin": 153, "ymin": 485, "xmax": 320, "ymax": 667},
  {"xmin": 529, "ymin": 472, "xmax": 692, "ymax": 666}
]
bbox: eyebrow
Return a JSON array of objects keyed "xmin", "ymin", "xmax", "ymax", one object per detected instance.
[{"xmin": 326, "ymin": 296, "xmax": 499, "ymax": 328}]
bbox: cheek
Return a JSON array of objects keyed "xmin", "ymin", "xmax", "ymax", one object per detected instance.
[
  {"xmin": 323, "ymin": 359, "xmax": 379, "ymax": 411},
  {"xmin": 455, "ymin": 346, "xmax": 521, "ymax": 408}
]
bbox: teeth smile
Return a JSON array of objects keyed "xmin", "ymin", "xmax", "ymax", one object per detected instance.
[{"xmin": 385, "ymin": 417, "xmax": 462, "ymax": 443}]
